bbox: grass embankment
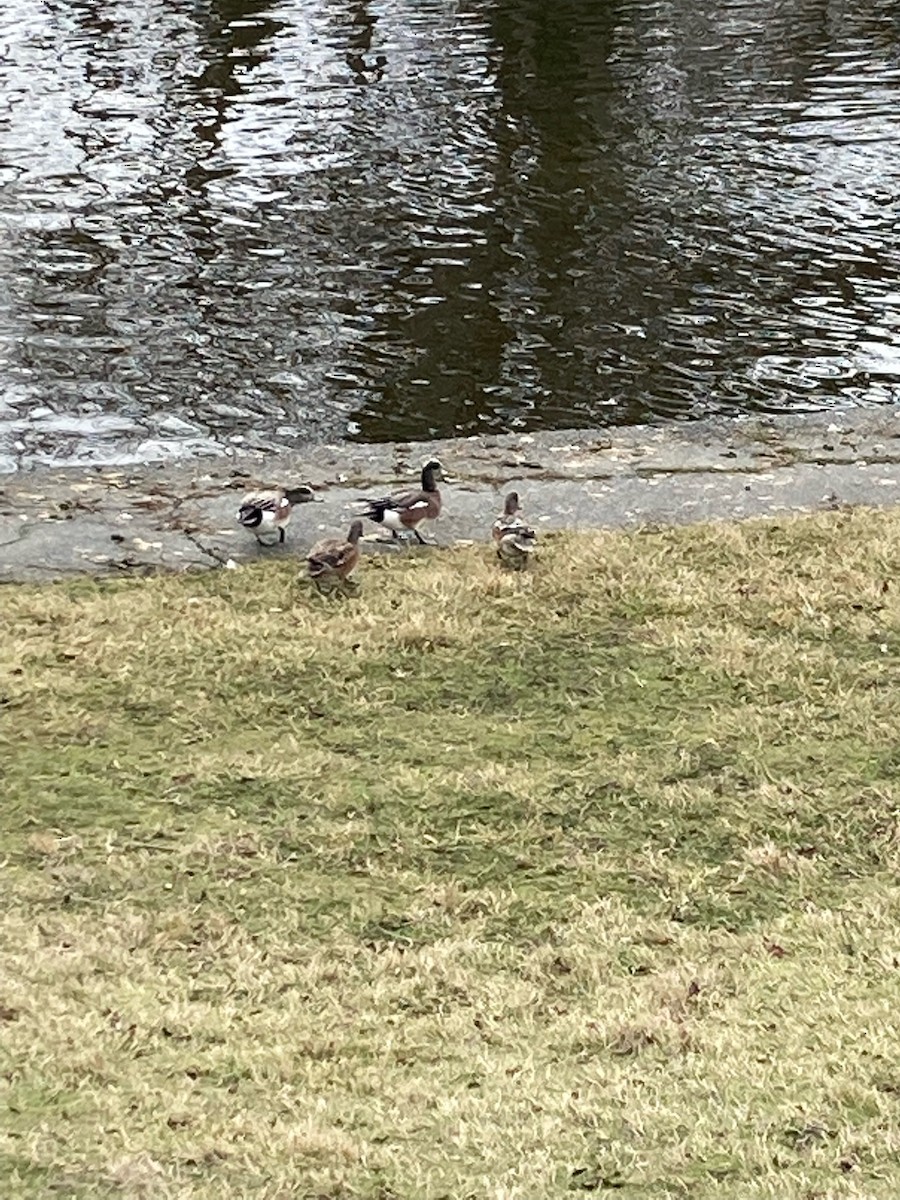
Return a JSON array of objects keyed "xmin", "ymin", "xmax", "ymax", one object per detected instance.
[{"xmin": 3, "ymin": 510, "xmax": 900, "ymax": 1198}]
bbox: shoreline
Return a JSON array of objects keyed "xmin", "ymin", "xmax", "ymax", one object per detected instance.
[{"xmin": 1, "ymin": 408, "xmax": 898, "ymax": 583}]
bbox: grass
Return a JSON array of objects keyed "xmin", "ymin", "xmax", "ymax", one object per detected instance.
[{"xmin": 3, "ymin": 508, "xmax": 900, "ymax": 1197}]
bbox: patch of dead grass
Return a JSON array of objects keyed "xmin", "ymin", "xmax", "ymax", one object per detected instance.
[{"xmin": 4, "ymin": 509, "xmax": 900, "ymax": 1196}]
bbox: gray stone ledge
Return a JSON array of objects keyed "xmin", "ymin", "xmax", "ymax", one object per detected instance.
[{"xmin": 1, "ymin": 408, "xmax": 898, "ymax": 583}]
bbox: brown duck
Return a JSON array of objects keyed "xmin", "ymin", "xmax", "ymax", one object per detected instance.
[
  {"xmin": 358, "ymin": 460, "xmax": 443, "ymax": 544},
  {"xmin": 492, "ymin": 491, "xmax": 537, "ymax": 570},
  {"xmin": 306, "ymin": 520, "xmax": 364, "ymax": 590}
]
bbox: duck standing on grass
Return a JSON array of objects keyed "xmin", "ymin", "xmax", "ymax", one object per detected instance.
[
  {"xmin": 306, "ymin": 520, "xmax": 364, "ymax": 592},
  {"xmin": 357, "ymin": 459, "xmax": 443, "ymax": 544},
  {"xmin": 492, "ymin": 491, "xmax": 537, "ymax": 570},
  {"xmin": 237, "ymin": 485, "xmax": 318, "ymax": 545}
]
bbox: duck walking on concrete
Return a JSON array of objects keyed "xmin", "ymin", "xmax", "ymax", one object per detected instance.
[
  {"xmin": 237, "ymin": 485, "xmax": 318, "ymax": 545},
  {"xmin": 358, "ymin": 460, "xmax": 443, "ymax": 544}
]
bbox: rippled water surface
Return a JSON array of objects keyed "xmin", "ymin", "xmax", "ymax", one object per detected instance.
[{"xmin": 1, "ymin": 0, "xmax": 899, "ymax": 468}]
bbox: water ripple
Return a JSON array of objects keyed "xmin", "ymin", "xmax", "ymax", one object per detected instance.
[{"xmin": 1, "ymin": 0, "xmax": 900, "ymax": 467}]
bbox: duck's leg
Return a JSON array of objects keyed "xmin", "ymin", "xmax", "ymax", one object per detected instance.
[
  {"xmin": 412, "ymin": 527, "xmax": 427, "ymax": 545},
  {"xmin": 279, "ymin": 528, "xmax": 286, "ymax": 544}
]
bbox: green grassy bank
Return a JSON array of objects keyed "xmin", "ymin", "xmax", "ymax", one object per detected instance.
[{"xmin": 3, "ymin": 510, "xmax": 900, "ymax": 1198}]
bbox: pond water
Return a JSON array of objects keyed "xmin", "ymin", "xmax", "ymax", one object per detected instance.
[{"xmin": 1, "ymin": 0, "xmax": 899, "ymax": 469}]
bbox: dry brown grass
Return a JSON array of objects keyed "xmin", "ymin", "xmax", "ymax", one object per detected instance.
[{"xmin": 3, "ymin": 509, "xmax": 900, "ymax": 1197}]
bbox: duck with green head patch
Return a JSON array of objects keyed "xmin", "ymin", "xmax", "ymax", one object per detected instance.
[
  {"xmin": 358, "ymin": 460, "xmax": 443, "ymax": 544},
  {"xmin": 237, "ymin": 485, "xmax": 319, "ymax": 545}
]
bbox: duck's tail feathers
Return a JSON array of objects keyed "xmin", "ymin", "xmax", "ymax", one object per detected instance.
[
  {"xmin": 357, "ymin": 498, "xmax": 390, "ymax": 521},
  {"xmin": 237, "ymin": 505, "xmax": 263, "ymax": 528}
]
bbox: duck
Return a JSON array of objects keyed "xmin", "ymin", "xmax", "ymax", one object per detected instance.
[
  {"xmin": 358, "ymin": 459, "xmax": 443, "ymax": 544},
  {"xmin": 492, "ymin": 491, "xmax": 537, "ymax": 570},
  {"xmin": 236, "ymin": 485, "xmax": 318, "ymax": 545},
  {"xmin": 306, "ymin": 520, "xmax": 364, "ymax": 591}
]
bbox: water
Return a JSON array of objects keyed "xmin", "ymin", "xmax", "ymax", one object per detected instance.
[{"xmin": 1, "ymin": 0, "xmax": 899, "ymax": 470}]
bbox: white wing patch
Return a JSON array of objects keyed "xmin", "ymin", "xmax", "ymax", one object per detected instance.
[{"xmin": 382, "ymin": 509, "xmax": 405, "ymax": 531}]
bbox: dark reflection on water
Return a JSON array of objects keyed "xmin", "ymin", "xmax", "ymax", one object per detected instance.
[{"xmin": 0, "ymin": 0, "xmax": 899, "ymax": 467}]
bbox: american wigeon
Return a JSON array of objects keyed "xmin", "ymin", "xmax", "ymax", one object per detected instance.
[
  {"xmin": 306, "ymin": 520, "xmax": 364, "ymax": 591},
  {"xmin": 492, "ymin": 491, "xmax": 537, "ymax": 570},
  {"xmin": 358, "ymin": 460, "xmax": 443, "ymax": 544},
  {"xmin": 237, "ymin": 485, "xmax": 318, "ymax": 545}
]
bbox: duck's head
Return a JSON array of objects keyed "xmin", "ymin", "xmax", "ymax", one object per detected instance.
[
  {"xmin": 347, "ymin": 519, "xmax": 364, "ymax": 543},
  {"xmin": 503, "ymin": 491, "xmax": 521, "ymax": 517},
  {"xmin": 285, "ymin": 485, "xmax": 321, "ymax": 504},
  {"xmin": 421, "ymin": 459, "xmax": 444, "ymax": 488}
]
